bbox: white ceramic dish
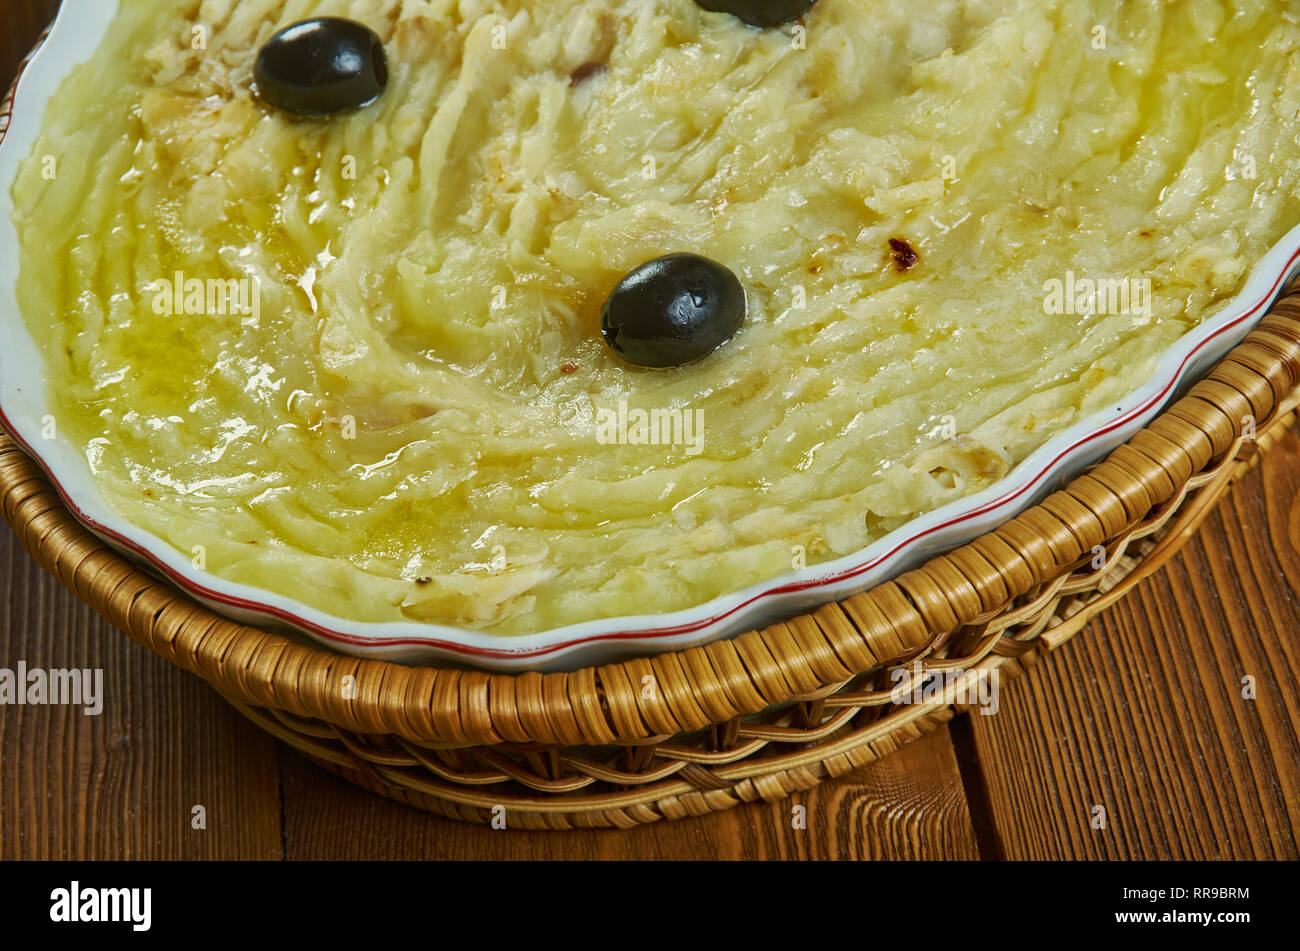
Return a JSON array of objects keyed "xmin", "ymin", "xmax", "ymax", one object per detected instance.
[{"xmin": 3, "ymin": 0, "xmax": 1299, "ymax": 670}]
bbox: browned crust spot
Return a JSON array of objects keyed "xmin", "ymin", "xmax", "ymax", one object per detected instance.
[
  {"xmin": 569, "ymin": 61, "xmax": 608, "ymax": 86},
  {"xmin": 889, "ymin": 237, "xmax": 919, "ymax": 273}
]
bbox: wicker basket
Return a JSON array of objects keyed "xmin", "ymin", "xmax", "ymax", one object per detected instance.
[
  {"xmin": 7, "ymin": 21, "xmax": 1300, "ymax": 828},
  {"xmin": 1, "ymin": 281, "xmax": 1297, "ymax": 829}
]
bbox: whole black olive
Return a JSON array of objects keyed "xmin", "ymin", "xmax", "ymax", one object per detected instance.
[
  {"xmin": 601, "ymin": 253, "xmax": 746, "ymax": 368},
  {"xmin": 693, "ymin": 0, "xmax": 818, "ymax": 28},
  {"xmin": 255, "ymin": 18, "xmax": 388, "ymax": 117}
]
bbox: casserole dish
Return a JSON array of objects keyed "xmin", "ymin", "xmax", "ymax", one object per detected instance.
[{"xmin": 3, "ymin": 0, "xmax": 1300, "ymax": 670}]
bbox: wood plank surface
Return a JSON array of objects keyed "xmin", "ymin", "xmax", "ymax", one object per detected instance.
[
  {"xmin": 1, "ymin": 0, "xmax": 1297, "ymax": 862},
  {"xmin": 1, "ymin": 1, "xmax": 53, "ymax": 79},
  {"xmin": 968, "ymin": 430, "xmax": 1300, "ymax": 860},
  {"xmin": 0, "ymin": 526, "xmax": 284, "ymax": 860}
]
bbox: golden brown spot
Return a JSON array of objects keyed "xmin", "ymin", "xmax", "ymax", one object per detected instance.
[
  {"xmin": 561, "ymin": 362, "xmax": 578, "ymax": 374},
  {"xmin": 394, "ymin": 15, "xmax": 444, "ymax": 59},
  {"xmin": 569, "ymin": 61, "xmax": 608, "ymax": 86},
  {"xmin": 889, "ymin": 237, "xmax": 919, "ymax": 273}
]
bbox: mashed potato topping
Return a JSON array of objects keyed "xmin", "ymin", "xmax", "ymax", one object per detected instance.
[{"xmin": 12, "ymin": 0, "xmax": 1300, "ymax": 634}]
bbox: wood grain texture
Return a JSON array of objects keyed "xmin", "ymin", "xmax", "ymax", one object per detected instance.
[
  {"xmin": 1, "ymin": 1, "xmax": 53, "ymax": 79},
  {"xmin": 0, "ymin": 527, "xmax": 284, "ymax": 860},
  {"xmin": 968, "ymin": 431, "xmax": 1300, "ymax": 860}
]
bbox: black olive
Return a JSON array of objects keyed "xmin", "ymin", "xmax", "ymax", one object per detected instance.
[
  {"xmin": 693, "ymin": 0, "xmax": 818, "ymax": 28},
  {"xmin": 255, "ymin": 18, "xmax": 388, "ymax": 117},
  {"xmin": 601, "ymin": 253, "xmax": 746, "ymax": 368}
]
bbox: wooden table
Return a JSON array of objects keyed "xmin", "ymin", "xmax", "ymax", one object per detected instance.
[{"xmin": 3, "ymin": 0, "xmax": 1298, "ymax": 861}]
